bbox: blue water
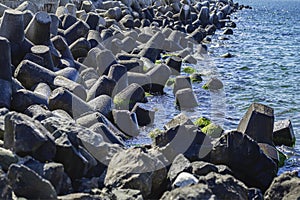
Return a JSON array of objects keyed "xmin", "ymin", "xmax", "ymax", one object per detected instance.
[{"xmin": 127, "ymin": 0, "xmax": 300, "ymax": 174}]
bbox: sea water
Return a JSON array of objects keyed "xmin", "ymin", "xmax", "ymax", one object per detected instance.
[{"xmin": 126, "ymin": 0, "xmax": 300, "ymax": 175}]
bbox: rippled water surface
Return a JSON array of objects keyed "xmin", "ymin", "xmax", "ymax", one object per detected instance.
[{"xmin": 127, "ymin": 0, "xmax": 300, "ymax": 174}]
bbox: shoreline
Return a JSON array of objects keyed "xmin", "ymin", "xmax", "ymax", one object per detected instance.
[{"xmin": 0, "ymin": 0, "xmax": 298, "ymax": 199}]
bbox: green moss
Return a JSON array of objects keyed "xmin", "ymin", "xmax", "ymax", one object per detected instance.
[
  {"xmin": 155, "ymin": 60, "xmax": 162, "ymax": 64},
  {"xmin": 166, "ymin": 78, "xmax": 175, "ymax": 86},
  {"xmin": 194, "ymin": 117, "xmax": 211, "ymax": 128},
  {"xmin": 202, "ymin": 84, "xmax": 209, "ymax": 90},
  {"xmin": 202, "ymin": 123, "xmax": 223, "ymax": 138},
  {"xmin": 183, "ymin": 66, "xmax": 196, "ymax": 74},
  {"xmin": 113, "ymin": 97, "xmax": 135, "ymax": 109},
  {"xmin": 145, "ymin": 92, "xmax": 153, "ymax": 97},
  {"xmin": 149, "ymin": 128, "xmax": 163, "ymax": 139},
  {"xmin": 278, "ymin": 150, "xmax": 287, "ymax": 168}
]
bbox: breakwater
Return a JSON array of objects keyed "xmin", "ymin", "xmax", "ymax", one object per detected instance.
[{"xmin": 0, "ymin": 0, "xmax": 298, "ymax": 199}]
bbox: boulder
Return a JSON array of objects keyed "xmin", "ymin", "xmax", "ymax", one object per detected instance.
[
  {"xmin": 156, "ymin": 125, "xmax": 213, "ymax": 161},
  {"xmin": 0, "ymin": 147, "xmax": 18, "ymax": 171},
  {"xmin": 209, "ymin": 131, "xmax": 277, "ymax": 191},
  {"xmin": 167, "ymin": 154, "xmax": 191, "ymax": 183},
  {"xmin": 237, "ymin": 103, "xmax": 278, "ymax": 161},
  {"xmin": 112, "ymin": 109, "xmax": 139, "ymax": 137},
  {"xmin": 191, "ymin": 161, "xmax": 218, "ymax": 177},
  {"xmin": 265, "ymin": 171, "xmax": 300, "ymax": 200},
  {"xmin": 161, "ymin": 172, "xmax": 262, "ymax": 200},
  {"xmin": 8, "ymin": 164, "xmax": 57, "ymax": 199},
  {"xmin": 273, "ymin": 119, "xmax": 295, "ymax": 147},
  {"xmin": 172, "ymin": 172, "xmax": 198, "ymax": 188},
  {"xmin": 175, "ymin": 88, "xmax": 198, "ymax": 109},
  {"xmin": 4, "ymin": 112, "xmax": 56, "ymax": 162},
  {"xmin": 104, "ymin": 148, "xmax": 167, "ymax": 198},
  {"xmin": 113, "ymin": 83, "xmax": 146, "ymax": 110},
  {"xmin": 23, "ymin": 158, "xmax": 72, "ymax": 195}
]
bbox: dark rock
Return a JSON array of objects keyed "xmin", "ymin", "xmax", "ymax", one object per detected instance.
[
  {"xmin": 8, "ymin": 164, "xmax": 57, "ymax": 199},
  {"xmin": 58, "ymin": 192, "xmax": 106, "ymax": 200},
  {"xmin": 209, "ymin": 131, "xmax": 277, "ymax": 191},
  {"xmin": 237, "ymin": 103, "xmax": 278, "ymax": 161},
  {"xmin": 166, "ymin": 56, "xmax": 182, "ymax": 75},
  {"xmin": 191, "ymin": 161, "xmax": 218, "ymax": 177},
  {"xmin": 64, "ymin": 20, "xmax": 90, "ymax": 45},
  {"xmin": 31, "ymin": 45, "xmax": 55, "ymax": 70},
  {"xmin": 107, "ymin": 64, "xmax": 128, "ymax": 96},
  {"xmin": 161, "ymin": 172, "xmax": 262, "ymax": 200},
  {"xmin": 138, "ymin": 31, "xmax": 165, "ymax": 63},
  {"xmin": 167, "ymin": 154, "xmax": 191, "ymax": 183},
  {"xmin": 89, "ymin": 123, "xmax": 124, "ymax": 146},
  {"xmin": 273, "ymin": 119, "xmax": 296, "ymax": 147},
  {"xmin": 132, "ymin": 103, "xmax": 155, "ymax": 126},
  {"xmin": 49, "ymin": 87, "xmax": 92, "ymax": 119},
  {"xmin": 87, "ymin": 95, "xmax": 112, "ymax": 118},
  {"xmin": 113, "ymin": 83, "xmax": 146, "ymax": 110},
  {"xmin": 157, "ymin": 125, "xmax": 213, "ymax": 161},
  {"xmin": 0, "ymin": 147, "xmax": 18, "ymax": 171},
  {"xmin": 0, "ymin": 37, "xmax": 12, "ymax": 109},
  {"xmin": 4, "ymin": 112, "xmax": 56, "ymax": 162},
  {"xmin": 265, "ymin": 171, "xmax": 300, "ymax": 200},
  {"xmin": 11, "ymin": 89, "xmax": 48, "ymax": 112},
  {"xmin": 104, "ymin": 148, "xmax": 167, "ymax": 198},
  {"xmin": 187, "ymin": 27, "xmax": 206, "ymax": 43},
  {"xmin": 14, "ymin": 60, "xmax": 56, "ymax": 89},
  {"xmin": 0, "ymin": 108, "xmax": 9, "ymax": 139},
  {"xmin": 118, "ymin": 59, "xmax": 144, "ymax": 73},
  {"xmin": 87, "ymin": 75, "xmax": 116, "ymax": 101},
  {"xmin": 112, "ymin": 109, "xmax": 139, "ymax": 137},
  {"xmin": 69, "ymin": 37, "xmax": 91, "ymax": 59},
  {"xmin": 146, "ymin": 64, "xmax": 171, "ymax": 94},
  {"xmin": 85, "ymin": 12, "xmax": 100, "ymax": 30},
  {"xmin": 25, "ymin": 11, "xmax": 52, "ymax": 45},
  {"xmin": 222, "ymin": 28, "xmax": 233, "ymax": 35},
  {"xmin": 23, "ymin": 158, "xmax": 72, "ymax": 195}
]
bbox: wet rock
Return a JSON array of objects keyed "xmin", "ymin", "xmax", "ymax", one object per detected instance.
[
  {"xmin": 164, "ymin": 113, "xmax": 194, "ymax": 130},
  {"xmin": 221, "ymin": 52, "xmax": 234, "ymax": 58},
  {"xmin": 273, "ymin": 119, "xmax": 295, "ymax": 147},
  {"xmin": 265, "ymin": 171, "xmax": 300, "ymax": 200},
  {"xmin": 173, "ymin": 76, "xmax": 192, "ymax": 95},
  {"xmin": 146, "ymin": 64, "xmax": 171, "ymax": 94},
  {"xmin": 0, "ymin": 147, "xmax": 18, "ymax": 171},
  {"xmin": 104, "ymin": 148, "xmax": 167, "ymax": 198},
  {"xmin": 8, "ymin": 164, "xmax": 57, "ymax": 199},
  {"xmin": 132, "ymin": 103, "xmax": 155, "ymax": 126},
  {"xmin": 175, "ymin": 88, "xmax": 198, "ymax": 109},
  {"xmin": 166, "ymin": 56, "xmax": 182, "ymax": 75},
  {"xmin": 237, "ymin": 103, "xmax": 278, "ymax": 161},
  {"xmin": 4, "ymin": 112, "xmax": 56, "ymax": 162},
  {"xmin": 203, "ymin": 77, "xmax": 224, "ymax": 90},
  {"xmin": 157, "ymin": 125, "xmax": 213, "ymax": 161},
  {"xmin": 209, "ymin": 131, "xmax": 277, "ymax": 191},
  {"xmin": 223, "ymin": 28, "xmax": 233, "ymax": 35}
]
